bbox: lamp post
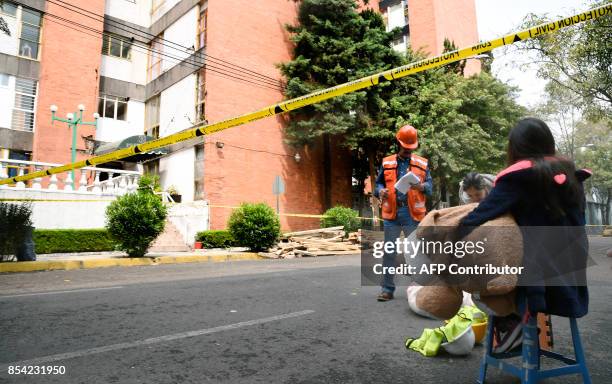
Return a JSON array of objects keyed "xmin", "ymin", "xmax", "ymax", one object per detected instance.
[{"xmin": 50, "ymin": 104, "xmax": 99, "ymax": 188}]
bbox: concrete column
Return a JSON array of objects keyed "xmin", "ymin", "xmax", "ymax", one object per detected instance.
[
  {"xmin": 92, "ymin": 171, "xmax": 102, "ymax": 193},
  {"xmin": 16, "ymin": 168, "xmax": 26, "ymax": 188},
  {"xmin": 32, "ymin": 166, "xmax": 43, "ymax": 189}
]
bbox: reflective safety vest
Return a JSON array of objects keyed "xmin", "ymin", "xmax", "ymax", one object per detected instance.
[{"xmin": 381, "ymin": 154, "xmax": 428, "ymax": 222}]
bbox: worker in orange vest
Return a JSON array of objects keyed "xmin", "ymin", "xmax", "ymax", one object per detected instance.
[{"xmin": 374, "ymin": 125, "xmax": 433, "ymax": 301}]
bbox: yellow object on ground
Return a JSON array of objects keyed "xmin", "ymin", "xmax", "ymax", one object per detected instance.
[
  {"xmin": 406, "ymin": 305, "xmax": 487, "ymax": 357},
  {"xmin": 472, "ymin": 321, "xmax": 488, "ymax": 344}
]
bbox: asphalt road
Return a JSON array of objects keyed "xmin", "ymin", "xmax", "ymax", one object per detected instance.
[{"xmin": 1, "ymin": 237, "xmax": 611, "ymax": 384}]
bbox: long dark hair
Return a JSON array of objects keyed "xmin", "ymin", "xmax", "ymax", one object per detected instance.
[{"xmin": 507, "ymin": 118, "xmax": 583, "ymax": 218}]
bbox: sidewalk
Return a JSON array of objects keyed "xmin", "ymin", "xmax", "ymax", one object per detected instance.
[{"xmin": 0, "ymin": 248, "xmax": 261, "ymax": 274}]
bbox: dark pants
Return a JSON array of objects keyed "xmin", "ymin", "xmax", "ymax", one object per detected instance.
[{"xmin": 381, "ymin": 206, "xmax": 418, "ymax": 294}]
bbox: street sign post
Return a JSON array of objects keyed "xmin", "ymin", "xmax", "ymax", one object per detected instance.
[{"xmin": 273, "ymin": 175, "xmax": 285, "ymax": 214}]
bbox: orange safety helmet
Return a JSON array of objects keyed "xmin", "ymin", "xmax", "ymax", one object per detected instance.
[{"xmin": 396, "ymin": 124, "xmax": 418, "ymax": 150}]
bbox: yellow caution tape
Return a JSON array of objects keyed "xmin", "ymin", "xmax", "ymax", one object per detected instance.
[
  {"xmin": 208, "ymin": 204, "xmax": 358, "ymax": 219},
  {"xmin": 1, "ymin": 199, "xmax": 606, "ymax": 227},
  {"xmin": 0, "ymin": 199, "xmax": 377, "ymax": 219},
  {"xmin": 1, "ymin": 4, "xmax": 610, "ymax": 186}
]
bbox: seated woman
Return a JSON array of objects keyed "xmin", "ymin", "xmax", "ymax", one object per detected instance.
[
  {"xmin": 457, "ymin": 117, "xmax": 590, "ymax": 353},
  {"xmin": 459, "ymin": 172, "xmax": 495, "ymax": 204}
]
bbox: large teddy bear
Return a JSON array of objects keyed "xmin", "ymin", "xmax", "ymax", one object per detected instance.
[{"xmin": 406, "ymin": 204, "xmax": 522, "ymax": 320}]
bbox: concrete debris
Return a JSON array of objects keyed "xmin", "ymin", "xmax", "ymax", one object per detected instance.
[{"xmin": 267, "ymin": 227, "xmax": 361, "ymax": 259}]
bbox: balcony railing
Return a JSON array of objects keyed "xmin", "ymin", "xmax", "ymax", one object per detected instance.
[{"xmin": 0, "ymin": 158, "xmax": 142, "ymax": 196}]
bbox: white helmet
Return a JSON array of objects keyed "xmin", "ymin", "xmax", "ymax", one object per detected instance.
[{"xmin": 440, "ymin": 326, "xmax": 476, "ymax": 356}]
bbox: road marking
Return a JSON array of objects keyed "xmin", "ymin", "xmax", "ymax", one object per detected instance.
[
  {"xmin": 0, "ymin": 310, "xmax": 315, "ymax": 368},
  {"xmin": 0, "ymin": 286, "xmax": 124, "ymax": 299}
]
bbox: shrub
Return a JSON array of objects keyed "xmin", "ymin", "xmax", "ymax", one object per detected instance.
[
  {"xmin": 321, "ymin": 206, "xmax": 360, "ymax": 236},
  {"xmin": 105, "ymin": 192, "xmax": 167, "ymax": 257},
  {"xmin": 33, "ymin": 229, "xmax": 115, "ymax": 254},
  {"xmin": 228, "ymin": 203, "xmax": 280, "ymax": 252},
  {"xmin": 138, "ymin": 173, "xmax": 161, "ymax": 194},
  {"xmin": 195, "ymin": 230, "xmax": 236, "ymax": 248},
  {"xmin": 0, "ymin": 201, "xmax": 33, "ymax": 260}
]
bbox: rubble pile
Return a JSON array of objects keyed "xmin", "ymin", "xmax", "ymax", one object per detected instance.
[{"xmin": 258, "ymin": 226, "xmax": 361, "ymax": 259}]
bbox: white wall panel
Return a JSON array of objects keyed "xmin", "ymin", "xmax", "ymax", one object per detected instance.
[
  {"xmin": 157, "ymin": 75, "xmax": 197, "ymax": 202},
  {"xmin": 159, "ymin": 147, "xmax": 195, "ymax": 203},
  {"xmin": 0, "ymin": 15, "xmax": 19, "ymax": 56},
  {"xmin": 0, "ymin": 74, "xmax": 15, "ymax": 129},
  {"xmin": 100, "ymin": 51, "xmax": 148, "ymax": 85},
  {"xmin": 159, "ymin": 74, "xmax": 195, "ymax": 137},
  {"xmin": 105, "ymin": 0, "xmax": 151, "ymax": 27},
  {"xmin": 161, "ymin": 6, "xmax": 198, "ymax": 73}
]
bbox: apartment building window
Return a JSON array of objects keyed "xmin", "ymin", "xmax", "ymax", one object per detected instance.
[
  {"xmin": 98, "ymin": 94, "xmax": 128, "ymax": 121},
  {"xmin": 0, "ymin": 1, "xmax": 17, "ymax": 16},
  {"xmin": 197, "ymin": 1, "xmax": 208, "ymax": 49},
  {"xmin": 195, "ymin": 69, "xmax": 206, "ymax": 123},
  {"xmin": 19, "ymin": 6, "xmax": 42, "ymax": 59},
  {"xmin": 102, "ymin": 33, "xmax": 132, "ymax": 59},
  {"xmin": 6, "ymin": 149, "xmax": 31, "ymax": 178},
  {"xmin": 0, "ymin": 73, "xmax": 9, "ymax": 87},
  {"xmin": 145, "ymin": 95, "xmax": 160, "ymax": 138},
  {"xmin": 11, "ymin": 77, "xmax": 37, "ymax": 132},
  {"xmin": 147, "ymin": 34, "xmax": 163, "ymax": 81}
]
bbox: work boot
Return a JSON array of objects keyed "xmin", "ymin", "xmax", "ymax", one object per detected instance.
[{"xmin": 377, "ymin": 292, "xmax": 394, "ymax": 302}]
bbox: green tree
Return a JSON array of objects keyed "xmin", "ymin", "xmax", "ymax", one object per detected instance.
[
  {"xmin": 280, "ymin": 0, "xmax": 526, "ymax": 205},
  {"xmin": 534, "ymin": 83, "xmax": 583, "ymax": 159},
  {"xmin": 442, "ymin": 39, "xmax": 466, "ymax": 76},
  {"xmin": 534, "ymin": 84, "xmax": 611, "ymax": 224},
  {"xmin": 521, "ymin": 0, "xmax": 611, "ymax": 223},
  {"xmin": 280, "ymin": 0, "xmax": 407, "ymax": 207},
  {"xmin": 518, "ymin": 0, "xmax": 611, "ymax": 119},
  {"xmin": 396, "ymin": 70, "xmax": 526, "ymax": 205},
  {"xmin": 574, "ymin": 118, "xmax": 611, "ymax": 224}
]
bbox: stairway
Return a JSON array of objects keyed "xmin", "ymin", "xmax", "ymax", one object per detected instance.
[{"xmin": 149, "ymin": 220, "xmax": 191, "ymax": 252}]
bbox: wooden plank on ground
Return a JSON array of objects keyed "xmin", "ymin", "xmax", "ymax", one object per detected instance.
[{"xmin": 294, "ymin": 250, "xmax": 317, "ymax": 257}]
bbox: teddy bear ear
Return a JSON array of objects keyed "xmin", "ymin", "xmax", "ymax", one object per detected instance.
[{"xmin": 433, "ymin": 210, "xmax": 441, "ymax": 222}]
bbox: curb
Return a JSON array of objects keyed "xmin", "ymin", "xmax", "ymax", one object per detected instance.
[{"xmin": 0, "ymin": 253, "xmax": 263, "ymax": 274}]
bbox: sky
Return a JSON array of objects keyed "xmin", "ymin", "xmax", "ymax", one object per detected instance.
[{"xmin": 474, "ymin": 0, "xmax": 589, "ymax": 109}]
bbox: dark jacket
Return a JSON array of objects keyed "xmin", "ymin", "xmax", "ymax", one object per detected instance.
[{"xmin": 459, "ymin": 160, "xmax": 590, "ymax": 318}]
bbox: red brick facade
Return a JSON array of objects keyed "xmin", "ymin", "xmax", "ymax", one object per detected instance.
[
  {"xmin": 203, "ymin": 0, "xmax": 479, "ymax": 230},
  {"xmin": 203, "ymin": 0, "xmax": 353, "ymax": 230},
  {"xmin": 32, "ymin": 1, "xmax": 105, "ymax": 176},
  {"xmin": 408, "ymin": 0, "xmax": 480, "ymax": 74}
]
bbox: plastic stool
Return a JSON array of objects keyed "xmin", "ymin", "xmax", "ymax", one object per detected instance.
[{"xmin": 477, "ymin": 312, "xmax": 591, "ymax": 383}]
